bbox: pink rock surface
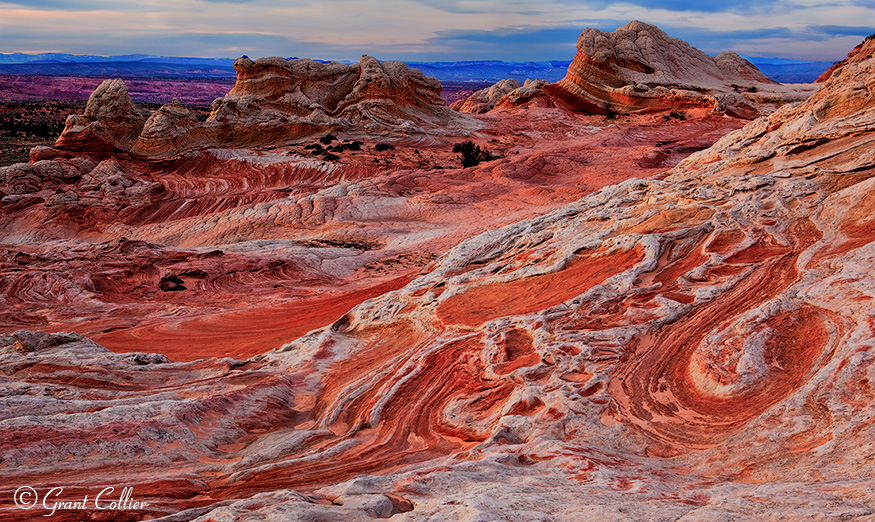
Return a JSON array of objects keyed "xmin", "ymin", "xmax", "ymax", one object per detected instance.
[{"xmin": 3, "ymin": 26, "xmax": 875, "ymax": 522}]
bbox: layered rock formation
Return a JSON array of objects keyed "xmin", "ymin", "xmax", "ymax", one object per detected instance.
[
  {"xmin": 452, "ymin": 78, "xmax": 553, "ymax": 113},
  {"xmin": 2, "ymin": 105, "xmax": 739, "ymax": 358},
  {"xmin": 450, "ymin": 78, "xmax": 521, "ymax": 113},
  {"xmin": 543, "ymin": 21, "xmax": 814, "ymax": 118},
  {"xmin": 816, "ymin": 34, "xmax": 875, "ymax": 82},
  {"xmin": 55, "ymin": 55, "xmax": 471, "ymax": 159},
  {"xmin": 1, "ymin": 33, "xmax": 875, "ymax": 522},
  {"xmin": 54, "ymin": 78, "xmax": 150, "ymax": 153}
]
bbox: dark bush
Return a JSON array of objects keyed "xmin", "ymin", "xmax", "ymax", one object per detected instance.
[
  {"xmin": 453, "ymin": 140, "xmax": 494, "ymax": 168},
  {"xmin": 603, "ymin": 105, "xmax": 617, "ymax": 120},
  {"xmin": 320, "ymin": 133, "xmax": 337, "ymax": 144},
  {"xmin": 374, "ymin": 143, "xmax": 395, "ymax": 151},
  {"xmin": 322, "ymin": 153, "xmax": 340, "ymax": 161}
]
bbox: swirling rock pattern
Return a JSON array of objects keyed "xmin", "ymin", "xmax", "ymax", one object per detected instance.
[
  {"xmin": 2, "ymin": 30, "xmax": 875, "ymax": 522},
  {"xmin": 2, "ymin": 94, "xmax": 738, "ymax": 362}
]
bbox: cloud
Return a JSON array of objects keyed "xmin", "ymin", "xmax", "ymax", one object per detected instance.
[
  {"xmin": 1, "ymin": 0, "xmax": 873, "ymax": 61},
  {"xmin": 812, "ymin": 24, "xmax": 875, "ymax": 37},
  {"xmin": 0, "ymin": 0, "xmax": 118, "ymax": 9},
  {"xmin": 589, "ymin": 0, "xmax": 772, "ymax": 13},
  {"xmin": 406, "ymin": 0, "xmax": 548, "ymax": 15}
]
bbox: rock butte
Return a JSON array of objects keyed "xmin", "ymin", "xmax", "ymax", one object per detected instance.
[
  {"xmin": 54, "ymin": 54, "xmax": 473, "ymax": 160},
  {"xmin": 2, "ymin": 22, "xmax": 875, "ymax": 522},
  {"xmin": 455, "ymin": 21, "xmax": 817, "ymax": 119}
]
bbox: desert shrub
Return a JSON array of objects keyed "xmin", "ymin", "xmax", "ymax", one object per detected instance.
[
  {"xmin": 453, "ymin": 140, "xmax": 494, "ymax": 167},
  {"xmin": 602, "ymin": 104, "xmax": 617, "ymax": 120},
  {"xmin": 668, "ymin": 109, "xmax": 687, "ymax": 120},
  {"xmin": 374, "ymin": 143, "xmax": 395, "ymax": 151},
  {"xmin": 322, "ymin": 153, "xmax": 340, "ymax": 161},
  {"xmin": 319, "ymin": 133, "xmax": 337, "ymax": 144}
]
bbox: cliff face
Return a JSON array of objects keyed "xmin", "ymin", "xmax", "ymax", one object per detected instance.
[
  {"xmin": 816, "ymin": 34, "xmax": 875, "ymax": 82},
  {"xmin": 55, "ymin": 55, "xmax": 470, "ymax": 159},
  {"xmin": 1, "ymin": 34, "xmax": 875, "ymax": 522},
  {"xmin": 543, "ymin": 21, "xmax": 812, "ymax": 118}
]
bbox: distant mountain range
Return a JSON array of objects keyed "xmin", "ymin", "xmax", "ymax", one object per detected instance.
[{"xmin": 0, "ymin": 52, "xmax": 835, "ymax": 84}]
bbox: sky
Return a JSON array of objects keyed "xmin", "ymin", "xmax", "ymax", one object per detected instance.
[{"xmin": 1, "ymin": 0, "xmax": 873, "ymax": 62}]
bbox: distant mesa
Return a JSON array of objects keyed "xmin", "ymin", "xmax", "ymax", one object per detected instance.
[
  {"xmin": 54, "ymin": 55, "xmax": 471, "ymax": 159},
  {"xmin": 455, "ymin": 21, "xmax": 813, "ymax": 118}
]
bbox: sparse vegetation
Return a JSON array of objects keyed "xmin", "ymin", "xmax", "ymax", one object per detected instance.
[
  {"xmin": 452, "ymin": 140, "xmax": 495, "ymax": 168},
  {"xmin": 374, "ymin": 143, "xmax": 395, "ymax": 151},
  {"xmin": 0, "ymin": 101, "xmax": 83, "ymax": 166},
  {"xmin": 602, "ymin": 104, "xmax": 617, "ymax": 120},
  {"xmin": 319, "ymin": 133, "xmax": 337, "ymax": 144},
  {"xmin": 667, "ymin": 109, "xmax": 687, "ymax": 120}
]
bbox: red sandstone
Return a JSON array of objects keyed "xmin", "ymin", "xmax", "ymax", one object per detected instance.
[{"xmin": 2, "ymin": 23, "xmax": 875, "ymax": 522}]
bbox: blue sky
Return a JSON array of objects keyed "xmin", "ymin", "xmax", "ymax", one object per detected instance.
[{"xmin": 1, "ymin": 0, "xmax": 873, "ymax": 62}]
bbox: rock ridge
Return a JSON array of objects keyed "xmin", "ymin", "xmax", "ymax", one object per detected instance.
[
  {"xmin": 55, "ymin": 55, "xmax": 473, "ymax": 159},
  {"xmin": 542, "ymin": 21, "xmax": 813, "ymax": 118}
]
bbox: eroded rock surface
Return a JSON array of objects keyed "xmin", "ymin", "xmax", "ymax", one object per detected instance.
[
  {"xmin": 54, "ymin": 78, "xmax": 150, "ymax": 153},
  {"xmin": 1, "ymin": 34, "xmax": 874, "ymax": 522},
  {"xmin": 54, "ymin": 55, "xmax": 476, "ymax": 160},
  {"xmin": 544, "ymin": 21, "xmax": 816, "ymax": 118}
]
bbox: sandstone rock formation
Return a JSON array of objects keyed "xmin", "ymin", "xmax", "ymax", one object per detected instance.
[
  {"xmin": 452, "ymin": 78, "xmax": 554, "ymax": 114},
  {"xmin": 55, "ymin": 55, "xmax": 474, "ymax": 160},
  {"xmin": 815, "ymin": 34, "xmax": 875, "ymax": 82},
  {"xmin": 544, "ymin": 21, "xmax": 813, "ymax": 118},
  {"xmin": 1, "ymin": 33, "xmax": 874, "ymax": 522},
  {"xmin": 54, "ymin": 78, "xmax": 150, "ymax": 153},
  {"xmin": 2, "ymin": 106, "xmax": 739, "ymax": 358},
  {"xmin": 450, "ymin": 78, "xmax": 520, "ymax": 113}
]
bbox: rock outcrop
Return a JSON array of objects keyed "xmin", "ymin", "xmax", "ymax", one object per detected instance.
[
  {"xmin": 544, "ymin": 21, "xmax": 812, "ymax": 118},
  {"xmin": 815, "ymin": 34, "xmax": 875, "ymax": 82},
  {"xmin": 1, "ymin": 36, "xmax": 875, "ymax": 522},
  {"xmin": 55, "ymin": 55, "xmax": 472, "ymax": 159},
  {"xmin": 452, "ymin": 78, "xmax": 553, "ymax": 113},
  {"xmin": 451, "ymin": 78, "xmax": 521, "ymax": 113},
  {"xmin": 54, "ymin": 78, "xmax": 150, "ymax": 153}
]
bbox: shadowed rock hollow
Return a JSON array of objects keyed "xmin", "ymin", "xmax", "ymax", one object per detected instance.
[{"xmin": 2, "ymin": 24, "xmax": 875, "ymax": 522}]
